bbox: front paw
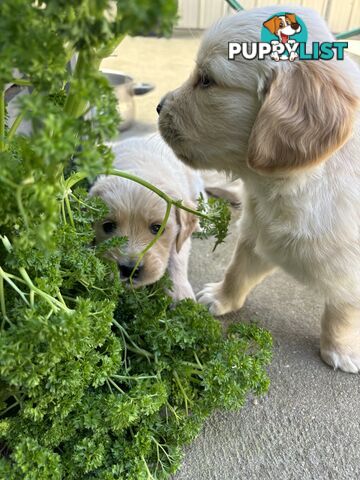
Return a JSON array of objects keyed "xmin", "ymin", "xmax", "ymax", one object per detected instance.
[
  {"xmin": 197, "ymin": 281, "xmax": 244, "ymax": 316},
  {"xmin": 320, "ymin": 346, "xmax": 360, "ymax": 374},
  {"xmin": 171, "ymin": 281, "xmax": 196, "ymax": 302}
]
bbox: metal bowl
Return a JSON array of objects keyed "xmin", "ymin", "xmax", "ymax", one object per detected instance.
[{"xmin": 101, "ymin": 69, "xmax": 154, "ymax": 131}]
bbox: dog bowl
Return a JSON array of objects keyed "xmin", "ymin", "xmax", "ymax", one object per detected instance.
[{"xmin": 101, "ymin": 69, "xmax": 154, "ymax": 131}]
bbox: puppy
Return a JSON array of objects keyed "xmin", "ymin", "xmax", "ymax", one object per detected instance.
[
  {"xmin": 263, "ymin": 13, "xmax": 301, "ymax": 61},
  {"xmin": 263, "ymin": 13, "xmax": 301, "ymax": 43},
  {"xmin": 90, "ymin": 135, "xmax": 202, "ymax": 301},
  {"xmin": 158, "ymin": 6, "xmax": 360, "ymax": 373}
]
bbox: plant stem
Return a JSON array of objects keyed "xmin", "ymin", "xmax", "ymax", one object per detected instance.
[
  {"xmin": 112, "ymin": 374, "xmax": 157, "ymax": 380},
  {"xmin": 107, "ymin": 377, "xmax": 125, "ymax": 394},
  {"xmin": 106, "ymin": 170, "xmax": 209, "ymax": 220},
  {"xmin": 173, "ymin": 371, "xmax": 190, "ymax": 415},
  {"xmin": 0, "ymin": 274, "xmax": 12, "ymax": 329},
  {"xmin": 7, "ymin": 111, "xmax": 25, "ymax": 142},
  {"xmin": 112, "ymin": 319, "xmax": 154, "ymax": 360},
  {"xmin": 16, "ymin": 187, "xmax": 29, "ymax": 229},
  {"xmin": 141, "ymin": 455, "xmax": 156, "ymax": 480},
  {"xmin": 9, "ymin": 78, "xmax": 32, "ymax": 86},
  {"xmin": 130, "ymin": 201, "xmax": 172, "ymax": 284},
  {"xmin": 194, "ymin": 352, "xmax": 203, "ymax": 369},
  {"xmin": 0, "ymin": 400, "xmax": 19, "ymax": 416},
  {"xmin": 105, "ymin": 379, "xmax": 113, "ymax": 394},
  {"xmin": 6, "ymin": 87, "xmax": 37, "ymax": 147},
  {"xmin": 0, "ymin": 267, "xmax": 30, "ymax": 307},
  {"xmin": 118, "ymin": 326, "xmax": 128, "ymax": 370},
  {"xmin": 63, "ymin": 26, "xmax": 126, "ymax": 119},
  {"xmin": 64, "ymin": 50, "xmax": 101, "ymax": 118},
  {"xmin": 66, "ymin": 170, "xmax": 211, "ymax": 221},
  {"xmin": 19, "ymin": 267, "xmax": 72, "ymax": 313},
  {"xmin": 64, "ymin": 192, "xmax": 75, "ymax": 228},
  {"xmin": 151, "ymin": 436, "xmax": 173, "ymax": 464},
  {"xmin": 126, "ymin": 344, "xmax": 154, "ymax": 359}
]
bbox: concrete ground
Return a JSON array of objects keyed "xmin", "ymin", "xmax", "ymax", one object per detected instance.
[{"xmin": 101, "ymin": 34, "xmax": 360, "ymax": 480}]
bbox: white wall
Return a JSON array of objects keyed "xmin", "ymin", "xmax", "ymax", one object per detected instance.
[{"xmin": 177, "ymin": 0, "xmax": 360, "ymax": 33}]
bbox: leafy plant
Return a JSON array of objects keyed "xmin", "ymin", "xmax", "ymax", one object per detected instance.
[
  {"xmin": 0, "ymin": 1, "xmax": 272, "ymax": 478},
  {"xmin": 195, "ymin": 193, "xmax": 232, "ymax": 250}
]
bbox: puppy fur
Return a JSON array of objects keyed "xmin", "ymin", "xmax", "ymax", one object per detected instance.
[
  {"xmin": 158, "ymin": 6, "xmax": 360, "ymax": 373},
  {"xmin": 90, "ymin": 135, "xmax": 202, "ymax": 301}
]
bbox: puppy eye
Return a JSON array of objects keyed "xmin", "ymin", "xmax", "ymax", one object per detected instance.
[
  {"xmin": 199, "ymin": 73, "xmax": 213, "ymax": 89},
  {"xmin": 102, "ymin": 221, "xmax": 117, "ymax": 234},
  {"xmin": 150, "ymin": 223, "xmax": 163, "ymax": 235}
]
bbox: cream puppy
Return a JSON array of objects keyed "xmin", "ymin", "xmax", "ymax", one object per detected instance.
[
  {"xmin": 90, "ymin": 135, "xmax": 201, "ymax": 301},
  {"xmin": 158, "ymin": 6, "xmax": 360, "ymax": 372}
]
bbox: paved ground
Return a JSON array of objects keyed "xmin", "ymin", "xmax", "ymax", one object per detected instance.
[{"xmin": 101, "ymin": 33, "xmax": 360, "ymax": 480}]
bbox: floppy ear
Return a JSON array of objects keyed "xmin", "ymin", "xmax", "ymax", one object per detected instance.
[
  {"xmin": 263, "ymin": 16, "xmax": 279, "ymax": 35},
  {"xmin": 285, "ymin": 13, "xmax": 297, "ymax": 24},
  {"xmin": 248, "ymin": 61, "xmax": 358, "ymax": 174},
  {"xmin": 175, "ymin": 204, "xmax": 198, "ymax": 253}
]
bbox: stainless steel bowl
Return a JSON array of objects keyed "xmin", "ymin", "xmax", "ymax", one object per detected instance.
[{"xmin": 101, "ymin": 69, "xmax": 154, "ymax": 131}]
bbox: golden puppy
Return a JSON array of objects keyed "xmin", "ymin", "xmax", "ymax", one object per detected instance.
[
  {"xmin": 90, "ymin": 135, "xmax": 201, "ymax": 301},
  {"xmin": 158, "ymin": 6, "xmax": 360, "ymax": 372}
]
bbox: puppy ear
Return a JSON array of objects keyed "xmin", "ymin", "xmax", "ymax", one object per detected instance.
[
  {"xmin": 175, "ymin": 204, "xmax": 198, "ymax": 253},
  {"xmin": 263, "ymin": 16, "xmax": 279, "ymax": 35},
  {"xmin": 248, "ymin": 62, "xmax": 358, "ymax": 174},
  {"xmin": 285, "ymin": 13, "xmax": 297, "ymax": 24}
]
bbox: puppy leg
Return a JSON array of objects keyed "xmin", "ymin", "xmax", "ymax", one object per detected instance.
[
  {"xmin": 168, "ymin": 237, "xmax": 195, "ymax": 301},
  {"xmin": 197, "ymin": 237, "xmax": 275, "ymax": 315},
  {"xmin": 320, "ymin": 304, "xmax": 360, "ymax": 374}
]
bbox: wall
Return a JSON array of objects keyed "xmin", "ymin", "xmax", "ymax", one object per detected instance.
[{"xmin": 176, "ymin": 0, "xmax": 360, "ymax": 33}]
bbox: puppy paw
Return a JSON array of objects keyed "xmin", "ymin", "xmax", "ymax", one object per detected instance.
[
  {"xmin": 197, "ymin": 282, "xmax": 244, "ymax": 316},
  {"xmin": 320, "ymin": 347, "xmax": 360, "ymax": 374},
  {"xmin": 171, "ymin": 282, "xmax": 196, "ymax": 302}
]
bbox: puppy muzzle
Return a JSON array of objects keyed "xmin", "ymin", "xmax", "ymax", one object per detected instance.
[{"xmin": 118, "ymin": 262, "xmax": 143, "ymax": 280}]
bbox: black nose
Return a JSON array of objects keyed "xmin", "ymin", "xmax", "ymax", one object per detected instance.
[
  {"xmin": 156, "ymin": 95, "xmax": 167, "ymax": 115},
  {"xmin": 156, "ymin": 103, "xmax": 163, "ymax": 115},
  {"xmin": 291, "ymin": 22, "xmax": 299, "ymax": 29},
  {"xmin": 119, "ymin": 263, "xmax": 142, "ymax": 279}
]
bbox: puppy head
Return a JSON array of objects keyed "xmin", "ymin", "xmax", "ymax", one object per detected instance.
[
  {"xmin": 159, "ymin": 8, "xmax": 358, "ymax": 177},
  {"xmin": 90, "ymin": 176, "xmax": 197, "ymax": 287},
  {"xmin": 158, "ymin": 12, "xmax": 263, "ymax": 173}
]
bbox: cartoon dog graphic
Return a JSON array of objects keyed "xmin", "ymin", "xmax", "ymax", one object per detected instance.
[{"xmin": 263, "ymin": 13, "xmax": 302, "ymax": 62}]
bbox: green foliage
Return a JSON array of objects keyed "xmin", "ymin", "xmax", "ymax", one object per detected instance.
[
  {"xmin": 0, "ymin": 1, "xmax": 272, "ymax": 478},
  {"xmin": 0, "ymin": 247, "xmax": 272, "ymax": 478},
  {"xmin": 195, "ymin": 193, "xmax": 232, "ymax": 250}
]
